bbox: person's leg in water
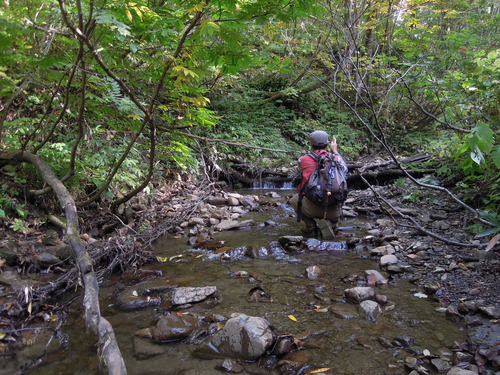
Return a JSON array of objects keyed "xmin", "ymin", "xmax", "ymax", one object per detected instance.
[
  {"xmin": 300, "ymin": 198, "xmax": 342, "ymax": 239},
  {"xmin": 323, "ymin": 201, "xmax": 342, "ymax": 238},
  {"xmin": 289, "ymin": 194, "xmax": 318, "ymax": 234}
]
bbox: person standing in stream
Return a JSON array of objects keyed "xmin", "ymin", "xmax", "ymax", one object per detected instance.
[{"xmin": 289, "ymin": 130, "xmax": 348, "ymax": 238}]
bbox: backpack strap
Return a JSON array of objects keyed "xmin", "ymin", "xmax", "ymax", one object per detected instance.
[{"xmin": 307, "ymin": 152, "xmax": 321, "ymax": 162}]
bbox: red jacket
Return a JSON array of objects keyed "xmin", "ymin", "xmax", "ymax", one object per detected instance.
[{"xmin": 297, "ymin": 149, "xmax": 330, "ymax": 193}]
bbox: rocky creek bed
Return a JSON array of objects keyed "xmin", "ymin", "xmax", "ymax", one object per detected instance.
[{"xmin": 0, "ymin": 181, "xmax": 499, "ymax": 375}]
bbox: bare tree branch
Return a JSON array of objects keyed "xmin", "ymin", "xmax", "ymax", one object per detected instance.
[
  {"xmin": 17, "ymin": 151, "xmax": 127, "ymax": 375},
  {"xmin": 360, "ymin": 175, "xmax": 487, "ymax": 248}
]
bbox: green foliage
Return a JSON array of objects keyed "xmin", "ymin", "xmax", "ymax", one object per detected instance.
[
  {"xmin": 467, "ymin": 211, "xmax": 500, "ymax": 237},
  {"xmin": 10, "ymin": 218, "xmax": 27, "ymax": 234},
  {"xmin": 0, "ymin": 0, "xmax": 498, "ymax": 215}
]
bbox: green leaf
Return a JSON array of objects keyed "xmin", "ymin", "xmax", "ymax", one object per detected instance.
[
  {"xmin": 472, "ymin": 122, "xmax": 494, "ymax": 153},
  {"xmin": 491, "ymin": 145, "xmax": 500, "ymax": 169}
]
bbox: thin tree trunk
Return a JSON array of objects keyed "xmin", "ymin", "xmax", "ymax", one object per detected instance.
[{"xmin": 17, "ymin": 151, "xmax": 127, "ymax": 375}]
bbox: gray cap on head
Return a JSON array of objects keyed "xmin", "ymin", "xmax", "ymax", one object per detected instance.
[{"xmin": 309, "ymin": 130, "xmax": 329, "ymax": 146}]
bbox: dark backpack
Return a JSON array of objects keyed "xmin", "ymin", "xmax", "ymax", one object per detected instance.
[{"xmin": 302, "ymin": 152, "xmax": 348, "ymax": 206}]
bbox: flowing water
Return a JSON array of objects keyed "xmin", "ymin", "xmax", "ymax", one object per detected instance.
[{"xmin": 2, "ymin": 189, "xmax": 466, "ymax": 375}]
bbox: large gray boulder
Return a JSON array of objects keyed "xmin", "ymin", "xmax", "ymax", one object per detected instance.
[{"xmin": 210, "ymin": 314, "xmax": 274, "ymax": 360}]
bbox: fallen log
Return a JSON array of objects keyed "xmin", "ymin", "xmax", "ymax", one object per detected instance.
[
  {"xmin": 15, "ymin": 151, "xmax": 127, "ymax": 375},
  {"xmin": 348, "ymin": 168, "xmax": 437, "ymax": 187}
]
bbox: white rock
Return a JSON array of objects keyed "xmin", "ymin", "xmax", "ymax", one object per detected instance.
[{"xmin": 380, "ymin": 254, "xmax": 399, "ymax": 266}]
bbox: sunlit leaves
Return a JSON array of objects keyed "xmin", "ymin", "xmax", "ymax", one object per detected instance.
[
  {"xmin": 172, "ymin": 66, "xmax": 200, "ymax": 81},
  {"xmin": 199, "ymin": 19, "xmax": 220, "ymax": 36},
  {"xmin": 95, "ymin": 10, "xmax": 131, "ymax": 37}
]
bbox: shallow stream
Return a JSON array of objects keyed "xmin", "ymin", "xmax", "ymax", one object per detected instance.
[{"xmin": 3, "ymin": 190, "xmax": 466, "ymax": 375}]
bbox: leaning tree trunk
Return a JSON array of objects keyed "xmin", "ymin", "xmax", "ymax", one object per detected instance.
[{"xmin": 19, "ymin": 151, "xmax": 127, "ymax": 375}]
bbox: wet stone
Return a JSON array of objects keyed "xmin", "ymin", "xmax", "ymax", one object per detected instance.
[
  {"xmin": 34, "ymin": 252, "xmax": 61, "ymax": 268},
  {"xmin": 358, "ymin": 300, "xmax": 382, "ymax": 322},
  {"xmin": 331, "ymin": 303, "xmax": 358, "ymax": 319},
  {"xmin": 215, "ymin": 219, "xmax": 255, "ymax": 231},
  {"xmin": 364, "ymin": 269, "xmax": 387, "ymax": 284},
  {"xmin": 431, "ymin": 358, "xmax": 451, "ymax": 372},
  {"xmin": 210, "ymin": 314, "xmax": 274, "ymax": 360},
  {"xmin": 218, "ymin": 359, "xmax": 244, "ymax": 373},
  {"xmin": 380, "ymin": 254, "xmax": 399, "ymax": 266},
  {"xmin": 207, "ymin": 196, "xmax": 227, "ymax": 205},
  {"xmin": 303, "ymin": 238, "xmax": 321, "ymax": 250},
  {"xmin": 150, "ymin": 312, "xmax": 200, "ymax": 342},
  {"xmin": 344, "ymin": 286, "xmax": 376, "ymax": 303},
  {"xmin": 227, "ymin": 196, "xmax": 240, "ymax": 206},
  {"xmin": 452, "ymin": 352, "xmax": 474, "ymax": 364},
  {"xmin": 468, "ymin": 320, "xmax": 500, "ymax": 347},
  {"xmin": 306, "ymin": 265, "xmax": 321, "ymax": 280},
  {"xmin": 478, "ymin": 306, "xmax": 500, "ymax": 319},
  {"xmin": 0, "ymin": 270, "xmax": 41, "ymax": 291},
  {"xmin": 392, "ymin": 335, "xmax": 415, "ymax": 348},
  {"xmin": 279, "ymin": 236, "xmax": 304, "ymax": 247},
  {"xmin": 133, "ymin": 336, "xmax": 168, "ymax": 359},
  {"xmin": 172, "ymin": 286, "xmax": 218, "ymax": 305},
  {"xmin": 51, "ymin": 243, "xmax": 73, "ymax": 259},
  {"xmin": 370, "ymin": 244, "xmax": 395, "ymax": 256},
  {"xmin": 446, "ymin": 367, "xmax": 478, "ymax": 375}
]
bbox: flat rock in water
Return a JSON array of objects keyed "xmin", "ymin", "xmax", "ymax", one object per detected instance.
[
  {"xmin": 210, "ymin": 314, "xmax": 274, "ymax": 360},
  {"xmin": 133, "ymin": 336, "xmax": 168, "ymax": 358},
  {"xmin": 331, "ymin": 303, "xmax": 358, "ymax": 319},
  {"xmin": 280, "ymin": 236, "xmax": 304, "ymax": 246},
  {"xmin": 215, "ymin": 219, "xmax": 254, "ymax": 231},
  {"xmin": 172, "ymin": 286, "xmax": 217, "ymax": 305},
  {"xmin": 153, "ymin": 313, "xmax": 199, "ymax": 341},
  {"xmin": 364, "ymin": 269, "xmax": 387, "ymax": 284},
  {"xmin": 306, "ymin": 240, "xmax": 348, "ymax": 251}
]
